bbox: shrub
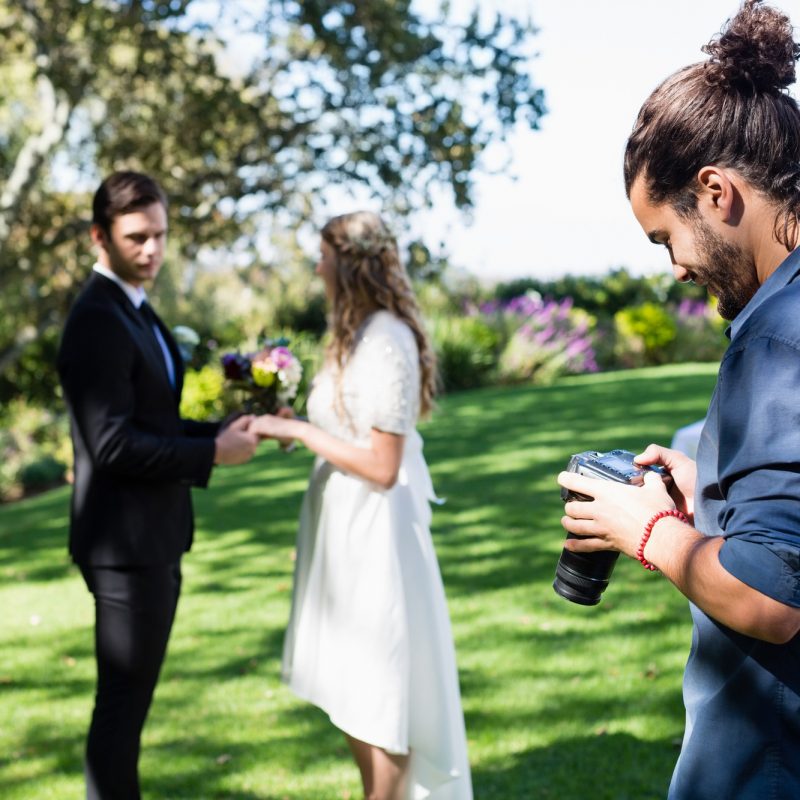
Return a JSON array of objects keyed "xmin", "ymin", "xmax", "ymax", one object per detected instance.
[
  {"xmin": 497, "ymin": 296, "xmax": 599, "ymax": 385},
  {"xmin": 273, "ymin": 293, "xmax": 327, "ymax": 337},
  {"xmin": 431, "ymin": 316, "xmax": 501, "ymax": 392},
  {"xmin": 17, "ymin": 456, "xmax": 67, "ymax": 491},
  {"xmin": 668, "ymin": 299, "xmax": 728, "ymax": 364},
  {"xmin": 0, "ymin": 399, "xmax": 71, "ymax": 502},
  {"xmin": 492, "ymin": 267, "xmax": 708, "ymax": 318},
  {"xmin": 613, "ymin": 303, "xmax": 677, "ymax": 367}
]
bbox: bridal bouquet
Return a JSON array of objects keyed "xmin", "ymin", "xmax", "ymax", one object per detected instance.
[{"xmin": 220, "ymin": 337, "xmax": 303, "ymax": 414}]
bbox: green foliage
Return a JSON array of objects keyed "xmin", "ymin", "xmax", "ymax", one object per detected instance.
[
  {"xmin": 0, "ymin": 328, "xmax": 63, "ymax": 406},
  {"xmin": 613, "ymin": 303, "xmax": 678, "ymax": 367},
  {"xmin": 415, "ymin": 280, "xmax": 465, "ymax": 318},
  {"xmin": 273, "ymin": 293, "xmax": 328, "ymax": 338},
  {"xmin": 179, "ymin": 364, "xmax": 228, "ymax": 421},
  {"xmin": 667, "ymin": 301, "xmax": 729, "ymax": 364},
  {"xmin": 406, "ymin": 239, "xmax": 452, "ymax": 283},
  {"xmin": 17, "ymin": 455, "xmax": 66, "ymax": 491},
  {"xmin": 494, "ymin": 267, "xmax": 707, "ymax": 318},
  {"xmin": 0, "ymin": 399, "xmax": 71, "ymax": 501},
  {"xmin": 1, "ymin": 0, "xmax": 546, "ymax": 402},
  {"xmin": 431, "ymin": 315, "xmax": 501, "ymax": 392},
  {"xmin": 0, "ymin": 364, "xmax": 719, "ymax": 799}
]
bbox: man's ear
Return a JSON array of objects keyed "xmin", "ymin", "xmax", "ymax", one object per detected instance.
[
  {"xmin": 696, "ymin": 166, "xmax": 740, "ymax": 224},
  {"xmin": 90, "ymin": 223, "xmax": 108, "ymax": 252}
]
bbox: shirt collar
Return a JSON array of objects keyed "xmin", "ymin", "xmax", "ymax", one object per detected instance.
[
  {"xmin": 93, "ymin": 263, "xmax": 147, "ymax": 309},
  {"xmin": 728, "ymin": 247, "xmax": 800, "ymax": 341}
]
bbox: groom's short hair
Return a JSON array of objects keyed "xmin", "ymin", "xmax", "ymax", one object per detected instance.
[{"xmin": 92, "ymin": 171, "xmax": 168, "ymax": 235}]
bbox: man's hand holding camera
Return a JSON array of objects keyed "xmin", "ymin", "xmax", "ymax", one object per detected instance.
[
  {"xmin": 558, "ymin": 454, "xmax": 679, "ymax": 561},
  {"xmin": 634, "ymin": 444, "xmax": 696, "ymax": 520}
]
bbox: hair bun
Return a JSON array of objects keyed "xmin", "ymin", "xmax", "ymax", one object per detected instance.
[{"xmin": 702, "ymin": 0, "xmax": 799, "ymax": 93}]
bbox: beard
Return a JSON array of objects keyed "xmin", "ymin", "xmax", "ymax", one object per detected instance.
[{"xmin": 690, "ymin": 217, "xmax": 760, "ymax": 321}]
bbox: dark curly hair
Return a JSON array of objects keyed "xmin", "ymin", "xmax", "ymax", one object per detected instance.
[{"xmin": 624, "ymin": 0, "xmax": 800, "ymax": 247}]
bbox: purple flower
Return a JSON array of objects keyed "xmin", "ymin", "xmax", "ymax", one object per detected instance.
[
  {"xmin": 505, "ymin": 295, "xmax": 540, "ymax": 316},
  {"xmin": 221, "ymin": 352, "xmax": 250, "ymax": 381},
  {"xmin": 270, "ymin": 346, "xmax": 294, "ymax": 370},
  {"xmin": 499, "ymin": 292, "xmax": 600, "ymax": 380},
  {"xmin": 677, "ymin": 299, "xmax": 707, "ymax": 318}
]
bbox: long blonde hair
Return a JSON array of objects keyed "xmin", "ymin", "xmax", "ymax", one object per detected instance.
[{"xmin": 321, "ymin": 211, "xmax": 437, "ymax": 418}]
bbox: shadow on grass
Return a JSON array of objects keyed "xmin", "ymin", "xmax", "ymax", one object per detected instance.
[
  {"xmin": 419, "ymin": 368, "xmax": 716, "ymax": 605},
  {"xmin": 0, "ymin": 486, "xmax": 72, "ymax": 582},
  {"xmin": 0, "ymin": 365, "xmax": 718, "ymax": 799},
  {"xmin": 142, "ymin": 703, "xmax": 348, "ymax": 800},
  {"xmin": 471, "ymin": 731, "xmax": 680, "ymax": 800}
]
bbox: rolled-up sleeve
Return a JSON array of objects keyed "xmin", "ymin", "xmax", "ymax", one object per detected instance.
[{"xmin": 716, "ymin": 335, "xmax": 800, "ymax": 606}]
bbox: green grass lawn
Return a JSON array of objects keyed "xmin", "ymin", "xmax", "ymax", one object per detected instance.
[{"xmin": 0, "ymin": 363, "xmax": 719, "ymax": 800}]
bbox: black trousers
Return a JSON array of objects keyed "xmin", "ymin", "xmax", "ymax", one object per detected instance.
[{"xmin": 80, "ymin": 563, "xmax": 182, "ymax": 800}]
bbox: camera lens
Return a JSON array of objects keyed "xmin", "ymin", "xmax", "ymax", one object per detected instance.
[{"xmin": 553, "ymin": 533, "xmax": 620, "ymax": 606}]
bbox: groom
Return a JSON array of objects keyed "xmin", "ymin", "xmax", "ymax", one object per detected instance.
[{"xmin": 57, "ymin": 171, "xmax": 259, "ymax": 800}]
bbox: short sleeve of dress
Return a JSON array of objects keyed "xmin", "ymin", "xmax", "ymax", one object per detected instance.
[{"xmin": 358, "ymin": 319, "xmax": 420, "ymax": 436}]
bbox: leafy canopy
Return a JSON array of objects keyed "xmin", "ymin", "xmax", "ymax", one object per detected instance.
[{"xmin": 0, "ymin": 0, "xmax": 545, "ymax": 400}]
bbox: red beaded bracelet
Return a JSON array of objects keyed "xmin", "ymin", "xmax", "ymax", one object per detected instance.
[{"xmin": 637, "ymin": 509, "xmax": 689, "ymax": 571}]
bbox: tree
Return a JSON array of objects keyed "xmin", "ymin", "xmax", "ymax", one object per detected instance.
[{"xmin": 0, "ymin": 0, "xmax": 546, "ymax": 401}]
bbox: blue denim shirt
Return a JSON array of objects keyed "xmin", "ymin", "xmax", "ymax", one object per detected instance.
[{"xmin": 669, "ymin": 247, "xmax": 800, "ymax": 800}]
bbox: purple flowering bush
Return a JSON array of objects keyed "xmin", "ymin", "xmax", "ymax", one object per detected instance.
[
  {"xmin": 441, "ymin": 289, "xmax": 724, "ymax": 390},
  {"xmin": 493, "ymin": 293, "xmax": 599, "ymax": 385},
  {"xmin": 668, "ymin": 298, "xmax": 728, "ymax": 363}
]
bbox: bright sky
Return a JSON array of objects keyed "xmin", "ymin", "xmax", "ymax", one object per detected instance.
[{"xmin": 409, "ymin": 0, "xmax": 800, "ymax": 283}]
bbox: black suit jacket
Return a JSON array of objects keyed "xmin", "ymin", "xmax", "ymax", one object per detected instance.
[{"xmin": 57, "ymin": 272, "xmax": 219, "ymax": 566}]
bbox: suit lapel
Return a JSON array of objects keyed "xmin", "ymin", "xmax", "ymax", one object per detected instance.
[{"xmin": 91, "ymin": 274, "xmax": 179, "ymax": 398}]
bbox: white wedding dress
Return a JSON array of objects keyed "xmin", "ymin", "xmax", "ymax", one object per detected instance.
[{"xmin": 281, "ymin": 311, "xmax": 473, "ymax": 800}]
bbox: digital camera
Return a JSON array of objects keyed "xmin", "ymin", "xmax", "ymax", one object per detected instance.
[{"xmin": 554, "ymin": 449, "xmax": 665, "ymax": 606}]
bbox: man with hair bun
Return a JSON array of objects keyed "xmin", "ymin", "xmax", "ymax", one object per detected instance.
[{"xmin": 558, "ymin": 1, "xmax": 800, "ymax": 797}]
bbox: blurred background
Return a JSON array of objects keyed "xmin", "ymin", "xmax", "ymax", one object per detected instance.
[{"xmin": 2, "ymin": 0, "xmax": 785, "ymax": 501}]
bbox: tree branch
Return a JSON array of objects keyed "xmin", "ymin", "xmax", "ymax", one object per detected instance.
[{"xmin": 0, "ymin": 4, "xmax": 75, "ymax": 262}]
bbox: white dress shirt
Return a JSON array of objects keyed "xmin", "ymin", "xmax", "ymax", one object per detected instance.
[{"xmin": 93, "ymin": 263, "xmax": 176, "ymax": 387}]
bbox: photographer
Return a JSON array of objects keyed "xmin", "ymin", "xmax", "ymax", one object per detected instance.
[{"xmin": 558, "ymin": 2, "xmax": 800, "ymax": 798}]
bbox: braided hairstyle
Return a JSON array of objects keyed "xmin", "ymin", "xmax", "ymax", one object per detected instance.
[
  {"xmin": 624, "ymin": 0, "xmax": 800, "ymax": 248},
  {"xmin": 321, "ymin": 211, "xmax": 437, "ymax": 418}
]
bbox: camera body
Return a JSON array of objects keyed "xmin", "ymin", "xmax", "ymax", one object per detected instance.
[
  {"xmin": 554, "ymin": 449, "xmax": 665, "ymax": 606},
  {"xmin": 560, "ymin": 449, "xmax": 661, "ymax": 501}
]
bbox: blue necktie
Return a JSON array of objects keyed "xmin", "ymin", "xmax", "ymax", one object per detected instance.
[{"xmin": 140, "ymin": 301, "xmax": 176, "ymax": 388}]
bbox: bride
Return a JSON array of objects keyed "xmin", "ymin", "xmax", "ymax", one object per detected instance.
[{"xmin": 250, "ymin": 211, "xmax": 473, "ymax": 800}]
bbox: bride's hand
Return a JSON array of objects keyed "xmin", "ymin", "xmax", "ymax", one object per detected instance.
[
  {"xmin": 273, "ymin": 407, "xmax": 297, "ymax": 448},
  {"xmin": 249, "ymin": 413, "xmax": 296, "ymax": 448}
]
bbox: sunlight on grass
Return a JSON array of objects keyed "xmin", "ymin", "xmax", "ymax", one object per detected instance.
[{"xmin": 0, "ymin": 363, "xmax": 719, "ymax": 799}]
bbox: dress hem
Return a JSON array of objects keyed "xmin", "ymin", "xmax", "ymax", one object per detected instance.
[{"xmin": 283, "ymin": 674, "xmax": 409, "ymax": 755}]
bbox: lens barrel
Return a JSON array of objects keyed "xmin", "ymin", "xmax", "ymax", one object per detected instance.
[{"xmin": 553, "ymin": 533, "xmax": 620, "ymax": 605}]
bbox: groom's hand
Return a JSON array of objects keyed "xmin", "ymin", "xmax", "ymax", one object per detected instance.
[
  {"xmin": 214, "ymin": 415, "xmax": 259, "ymax": 465},
  {"xmin": 219, "ymin": 410, "xmax": 251, "ymax": 430}
]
